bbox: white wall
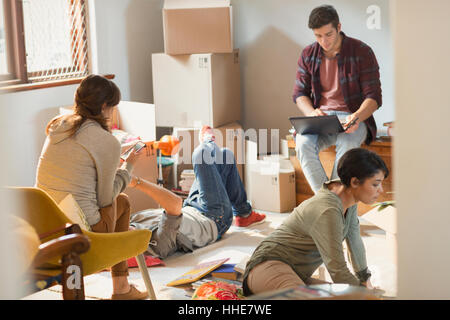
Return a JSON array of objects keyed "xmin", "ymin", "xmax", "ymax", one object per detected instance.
[
  {"xmin": 232, "ymin": 0, "xmax": 394, "ymax": 147},
  {"xmin": 93, "ymin": 0, "xmax": 164, "ymax": 103},
  {"xmin": 393, "ymin": 0, "xmax": 450, "ymax": 299},
  {"xmin": 0, "ymin": 85, "xmax": 77, "ymax": 186}
]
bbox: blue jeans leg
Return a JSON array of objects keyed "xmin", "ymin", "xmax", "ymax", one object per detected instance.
[
  {"xmin": 295, "ymin": 111, "xmax": 367, "ymax": 192},
  {"xmin": 331, "ymin": 120, "xmax": 368, "ymax": 180},
  {"xmin": 218, "ymin": 148, "xmax": 252, "ymax": 217},
  {"xmin": 296, "ymin": 133, "xmax": 333, "ymax": 193},
  {"xmin": 183, "ymin": 142, "xmax": 251, "ymax": 237}
]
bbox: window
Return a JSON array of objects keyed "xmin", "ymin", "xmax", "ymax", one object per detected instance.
[
  {"xmin": 0, "ymin": 2, "xmax": 7, "ymax": 73},
  {"xmin": 0, "ymin": 0, "xmax": 89, "ymax": 88},
  {"xmin": 0, "ymin": 0, "xmax": 15, "ymax": 82}
]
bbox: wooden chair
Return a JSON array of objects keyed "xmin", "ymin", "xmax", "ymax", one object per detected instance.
[
  {"xmin": 12, "ymin": 213, "xmax": 90, "ymax": 299},
  {"xmin": 6, "ymin": 187, "xmax": 157, "ymax": 300}
]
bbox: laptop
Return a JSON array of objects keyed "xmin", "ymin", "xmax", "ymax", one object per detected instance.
[
  {"xmin": 289, "ymin": 115, "xmax": 351, "ymax": 135},
  {"xmin": 289, "ymin": 115, "xmax": 351, "ymax": 136}
]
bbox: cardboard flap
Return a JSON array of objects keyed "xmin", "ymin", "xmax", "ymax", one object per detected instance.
[
  {"xmin": 262, "ymin": 155, "xmax": 294, "ymax": 170},
  {"xmin": 245, "ymin": 140, "xmax": 258, "ymax": 166},
  {"xmin": 257, "ymin": 161, "xmax": 280, "ymax": 176},
  {"xmin": 281, "ymin": 139, "xmax": 289, "ymax": 158},
  {"xmin": 361, "ymin": 205, "xmax": 397, "ymax": 235},
  {"xmin": 164, "ymin": 0, "xmax": 230, "ymax": 9}
]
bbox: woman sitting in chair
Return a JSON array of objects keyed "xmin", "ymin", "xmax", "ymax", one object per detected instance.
[{"xmin": 36, "ymin": 74, "xmax": 148, "ymax": 300}]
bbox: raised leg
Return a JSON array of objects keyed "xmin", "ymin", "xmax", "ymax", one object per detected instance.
[{"xmin": 184, "ymin": 142, "xmax": 233, "ymax": 237}]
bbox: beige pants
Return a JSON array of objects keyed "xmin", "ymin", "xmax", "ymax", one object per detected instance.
[
  {"xmin": 247, "ymin": 260, "xmax": 330, "ymax": 294},
  {"xmin": 91, "ymin": 193, "xmax": 131, "ymax": 277},
  {"xmin": 246, "ymin": 260, "xmax": 305, "ymax": 294}
]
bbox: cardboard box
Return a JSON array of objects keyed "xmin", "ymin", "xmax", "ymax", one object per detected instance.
[
  {"xmin": 172, "ymin": 122, "xmax": 245, "ymax": 189},
  {"xmin": 60, "ymin": 101, "xmax": 156, "ymax": 142},
  {"xmin": 361, "ymin": 205, "xmax": 397, "ymax": 264},
  {"xmin": 244, "ymin": 140, "xmax": 257, "ymax": 200},
  {"xmin": 249, "ymin": 158, "xmax": 296, "ymax": 213},
  {"xmin": 114, "ymin": 102, "xmax": 159, "ymax": 212},
  {"xmin": 152, "ymin": 50, "xmax": 241, "ymax": 128},
  {"xmin": 245, "ymin": 140, "xmax": 296, "ymax": 213},
  {"xmin": 163, "ymin": 0, "xmax": 233, "ymax": 55},
  {"xmin": 113, "ymin": 101, "xmax": 156, "ymax": 141},
  {"xmin": 59, "ymin": 102, "xmax": 159, "ymax": 213}
]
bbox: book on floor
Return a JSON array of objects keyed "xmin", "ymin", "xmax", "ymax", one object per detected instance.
[
  {"xmin": 166, "ymin": 258, "xmax": 229, "ymax": 287},
  {"xmin": 211, "ymin": 264, "xmax": 238, "ymax": 280}
]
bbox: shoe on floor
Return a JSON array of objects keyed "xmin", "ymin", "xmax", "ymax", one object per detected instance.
[
  {"xmin": 111, "ymin": 284, "xmax": 148, "ymax": 300},
  {"xmin": 199, "ymin": 125, "xmax": 215, "ymax": 143},
  {"xmin": 234, "ymin": 211, "xmax": 266, "ymax": 227}
]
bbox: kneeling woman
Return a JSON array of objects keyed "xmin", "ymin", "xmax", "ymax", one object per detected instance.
[{"xmin": 243, "ymin": 148, "xmax": 389, "ymax": 296}]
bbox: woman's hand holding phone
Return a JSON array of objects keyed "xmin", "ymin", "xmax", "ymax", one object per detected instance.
[{"xmin": 122, "ymin": 141, "xmax": 146, "ymax": 166}]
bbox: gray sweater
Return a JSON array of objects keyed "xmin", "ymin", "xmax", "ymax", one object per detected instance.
[{"xmin": 36, "ymin": 117, "xmax": 133, "ymax": 226}]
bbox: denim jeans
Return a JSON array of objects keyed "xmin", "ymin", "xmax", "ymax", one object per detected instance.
[
  {"xmin": 295, "ymin": 110, "xmax": 368, "ymax": 193},
  {"xmin": 183, "ymin": 141, "xmax": 252, "ymax": 239}
]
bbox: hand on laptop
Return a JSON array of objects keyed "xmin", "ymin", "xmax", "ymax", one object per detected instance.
[{"xmin": 307, "ymin": 109, "xmax": 327, "ymax": 117}]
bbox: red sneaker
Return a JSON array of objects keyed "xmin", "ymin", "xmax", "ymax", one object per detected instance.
[
  {"xmin": 199, "ymin": 125, "xmax": 215, "ymax": 143},
  {"xmin": 234, "ymin": 211, "xmax": 266, "ymax": 227}
]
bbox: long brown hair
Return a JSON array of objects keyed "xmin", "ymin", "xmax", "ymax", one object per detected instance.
[{"xmin": 46, "ymin": 75, "xmax": 121, "ymax": 136}]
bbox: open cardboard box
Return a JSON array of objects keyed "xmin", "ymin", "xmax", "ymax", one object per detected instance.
[
  {"xmin": 361, "ymin": 204, "xmax": 397, "ymax": 264},
  {"xmin": 60, "ymin": 101, "xmax": 159, "ymax": 213}
]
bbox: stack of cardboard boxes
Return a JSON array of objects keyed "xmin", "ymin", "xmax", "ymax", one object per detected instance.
[
  {"xmin": 152, "ymin": 0, "xmax": 244, "ymax": 189},
  {"xmin": 152, "ymin": 0, "xmax": 296, "ymax": 213}
]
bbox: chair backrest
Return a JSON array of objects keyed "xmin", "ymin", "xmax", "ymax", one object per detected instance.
[{"xmin": 4, "ymin": 187, "xmax": 70, "ymax": 236}]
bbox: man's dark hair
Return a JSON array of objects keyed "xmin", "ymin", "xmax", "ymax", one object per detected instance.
[
  {"xmin": 337, "ymin": 148, "xmax": 389, "ymax": 187},
  {"xmin": 308, "ymin": 5, "xmax": 340, "ymax": 30}
]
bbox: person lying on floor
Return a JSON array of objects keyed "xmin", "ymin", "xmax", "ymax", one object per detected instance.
[
  {"xmin": 242, "ymin": 148, "xmax": 389, "ymax": 296},
  {"xmin": 129, "ymin": 126, "xmax": 266, "ymax": 259}
]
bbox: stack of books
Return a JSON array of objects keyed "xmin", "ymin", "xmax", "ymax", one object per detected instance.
[{"xmin": 210, "ymin": 256, "xmax": 250, "ymax": 281}]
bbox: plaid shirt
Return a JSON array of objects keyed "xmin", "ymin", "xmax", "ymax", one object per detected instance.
[{"xmin": 292, "ymin": 32, "xmax": 382, "ymax": 144}]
